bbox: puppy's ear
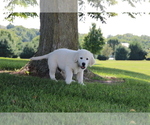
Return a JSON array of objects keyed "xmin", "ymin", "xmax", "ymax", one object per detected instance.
[
  {"xmin": 89, "ymin": 54, "xmax": 95, "ymax": 66},
  {"xmin": 74, "ymin": 52, "xmax": 79, "ymax": 63}
]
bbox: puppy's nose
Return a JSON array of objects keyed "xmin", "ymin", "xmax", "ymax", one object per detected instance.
[{"xmin": 82, "ymin": 62, "xmax": 85, "ymax": 66}]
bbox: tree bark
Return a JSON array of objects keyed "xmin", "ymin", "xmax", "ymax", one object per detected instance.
[{"xmin": 39, "ymin": 13, "xmax": 78, "ymax": 54}]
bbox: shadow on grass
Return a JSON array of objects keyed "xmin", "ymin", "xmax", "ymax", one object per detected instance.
[{"xmin": 90, "ymin": 65, "xmax": 150, "ymax": 83}]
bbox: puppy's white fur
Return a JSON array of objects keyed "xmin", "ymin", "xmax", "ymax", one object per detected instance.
[{"xmin": 30, "ymin": 48, "xmax": 95, "ymax": 85}]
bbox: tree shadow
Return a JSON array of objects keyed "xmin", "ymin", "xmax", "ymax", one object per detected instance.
[{"xmin": 90, "ymin": 65, "xmax": 150, "ymax": 83}]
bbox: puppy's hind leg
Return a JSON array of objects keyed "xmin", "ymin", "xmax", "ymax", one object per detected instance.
[
  {"xmin": 48, "ymin": 63, "xmax": 58, "ymax": 82},
  {"xmin": 49, "ymin": 70, "xmax": 57, "ymax": 82}
]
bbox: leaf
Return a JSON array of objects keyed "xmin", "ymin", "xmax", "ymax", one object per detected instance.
[
  {"xmin": 130, "ymin": 109, "xmax": 136, "ymax": 112},
  {"xmin": 5, "ymin": 12, "xmax": 38, "ymax": 22}
]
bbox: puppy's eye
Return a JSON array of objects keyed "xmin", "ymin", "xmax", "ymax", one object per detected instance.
[
  {"xmin": 86, "ymin": 58, "xmax": 88, "ymax": 60},
  {"xmin": 80, "ymin": 57, "xmax": 83, "ymax": 59}
]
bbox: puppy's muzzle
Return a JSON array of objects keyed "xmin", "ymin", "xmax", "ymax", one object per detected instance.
[{"xmin": 81, "ymin": 62, "xmax": 86, "ymax": 69}]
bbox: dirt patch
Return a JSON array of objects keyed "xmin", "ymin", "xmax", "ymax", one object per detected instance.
[
  {"xmin": 85, "ymin": 77, "xmax": 125, "ymax": 85},
  {"xmin": 84, "ymin": 69, "xmax": 125, "ymax": 84},
  {"xmin": 0, "ymin": 70, "xmax": 12, "ymax": 73}
]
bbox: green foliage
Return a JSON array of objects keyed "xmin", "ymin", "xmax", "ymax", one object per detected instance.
[
  {"xmin": 78, "ymin": 34, "xmax": 87, "ymax": 48},
  {"xmin": 20, "ymin": 36, "xmax": 39, "ymax": 58},
  {"xmin": 97, "ymin": 44, "xmax": 113, "ymax": 60},
  {"xmin": 6, "ymin": 23, "xmax": 15, "ymax": 29},
  {"xmin": 0, "ymin": 25, "xmax": 39, "ymax": 58},
  {"xmin": 9, "ymin": 25, "xmax": 39, "ymax": 42},
  {"xmin": 102, "ymin": 44, "xmax": 113, "ymax": 57},
  {"xmin": 83, "ymin": 23, "xmax": 105, "ymax": 55},
  {"xmin": 31, "ymin": 35, "xmax": 40, "ymax": 51},
  {"xmin": 129, "ymin": 41, "xmax": 147, "ymax": 60},
  {"xmin": 20, "ymin": 44, "xmax": 35, "ymax": 58},
  {"xmin": 87, "ymin": 12, "xmax": 118, "ymax": 23},
  {"xmin": 107, "ymin": 34, "xmax": 150, "ymax": 60},
  {"xmin": 5, "ymin": 0, "xmax": 38, "ymax": 9},
  {"xmin": 107, "ymin": 33, "xmax": 150, "ymax": 50},
  {"xmin": 5, "ymin": 12, "xmax": 38, "ymax": 22},
  {"xmin": 115, "ymin": 45, "xmax": 130, "ymax": 60},
  {"xmin": 4, "ymin": 0, "xmax": 38, "ymax": 22},
  {"xmin": 4, "ymin": 0, "xmax": 149, "ymax": 24},
  {"xmin": 79, "ymin": 0, "xmax": 118, "ymax": 23},
  {"xmin": 97, "ymin": 55, "xmax": 108, "ymax": 60},
  {"xmin": 146, "ymin": 53, "xmax": 150, "ymax": 60},
  {"xmin": 0, "ymin": 29, "xmax": 17, "ymax": 57},
  {"xmin": 107, "ymin": 39, "xmax": 120, "ymax": 56}
]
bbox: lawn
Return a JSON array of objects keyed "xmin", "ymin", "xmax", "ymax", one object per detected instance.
[
  {"xmin": 0, "ymin": 58, "xmax": 150, "ymax": 113},
  {"xmin": 91, "ymin": 60, "xmax": 150, "ymax": 83},
  {"xmin": 0, "ymin": 57, "xmax": 28, "ymax": 71}
]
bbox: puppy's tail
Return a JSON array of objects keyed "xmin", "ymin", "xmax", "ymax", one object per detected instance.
[{"xmin": 30, "ymin": 54, "xmax": 49, "ymax": 60}]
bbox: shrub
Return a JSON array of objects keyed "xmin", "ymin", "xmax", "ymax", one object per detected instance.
[
  {"xmin": 97, "ymin": 55, "xmax": 108, "ymax": 60},
  {"xmin": 129, "ymin": 41, "xmax": 147, "ymax": 60},
  {"xmin": 20, "ymin": 44, "xmax": 35, "ymax": 58},
  {"xmin": 115, "ymin": 45, "xmax": 130, "ymax": 60}
]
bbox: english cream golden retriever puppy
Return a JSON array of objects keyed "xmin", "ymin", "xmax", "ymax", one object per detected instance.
[{"xmin": 30, "ymin": 48, "xmax": 95, "ymax": 85}]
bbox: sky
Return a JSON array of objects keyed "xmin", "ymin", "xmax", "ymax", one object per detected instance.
[{"xmin": 0, "ymin": 0, "xmax": 150, "ymax": 38}]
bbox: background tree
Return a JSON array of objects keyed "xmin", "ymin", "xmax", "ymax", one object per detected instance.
[
  {"xmin": 30, "ymin": 36, "xmax": 40, "ymax": 52},
  {"xmin": 8, "ymin": 26, "xmax": 39, "ymax": 42},
  {"xmin": 6, "ymin": 24, "xmax": 15, "ymax": 29},
  {"xmin": 83, "ymin": 23, "xmax": 105, "ymax": 55},
  {"xmin": 146, "ymin": 52, "xmax": 150, "ymax": 60},
  {"xmin": 107, "ymin": 39, "xmax": 120, "ymax": 57},
  {"xmin": 0, "ymin": 29, "xmax": 18, "ymax": 57},
  {"xmin": 129, "ymin": 41, "xmax": 147, "ymax": 60},
  {"xmin": 107, "ymin": 33, "xmax": 150, "ymax": 50},
  {"xmin": 20, "ymin": 36, "xmax": 39, "ymax": 58},
  {"xmin": 79, "ymin": 34, "xmax": 87, "ymax": 49},
  {"xmin": 20, "ymin": 44, "xmax": 35, "ymax": 58},
  {"xmin": 115, "ymin": 45, "xmax": 130, "ymax": 60},
  {"xmin": 97, "ymin": 44, "xmax": 113, "ymax": 60}
]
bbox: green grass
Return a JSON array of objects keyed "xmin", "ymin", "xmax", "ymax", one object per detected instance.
[
  {"xmin": 0, "ymin": 57, "xmax": 29, "ymax": 71},
  {"xmin": 0, "ymin": 58, "xmax": 150, "ymax": 112},
  {"xmin": 91, "ymin": 60, "xmax": 150, "ymax": 83}
]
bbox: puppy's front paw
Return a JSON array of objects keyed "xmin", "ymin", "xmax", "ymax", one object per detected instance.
[
  {"xmin": 79, "ymin": 82, "xmax": 85, "ymax": 86},
  {"xmin": 72, "ymin": 80, "xmax": 76, "ymax": 82}
]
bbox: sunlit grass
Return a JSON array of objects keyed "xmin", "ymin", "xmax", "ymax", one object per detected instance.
[
  {"xmin": 95, "ymin": 60, "xmax": 150, "ymax": 76},
  {"xmin": 91, "ymin": 60, "xmax": 150, "ymax": 83},
  {"xmin": 0, "ymin": 57, "xmax": 29, "ymax": 70}
]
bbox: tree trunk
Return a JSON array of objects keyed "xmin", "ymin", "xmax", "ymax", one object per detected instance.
[
  {"xmin": 27, "ymin": 0, "xmax": 78, "ymax": 78},
  {"xmin": 28, "ymin": 13, "xmax": 78, "ymax": 77}
]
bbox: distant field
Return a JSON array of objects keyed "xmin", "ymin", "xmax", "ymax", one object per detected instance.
[
  {"xmin": 0, "ymin": 58, "xmax": 149, "ymax": 113},
  {"xmin": 95, "ymin": 60, "xmax": 150, "ymax": 76}
]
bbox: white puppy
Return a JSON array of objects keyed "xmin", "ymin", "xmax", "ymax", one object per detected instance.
[{"xmin": 30, "ymin": 48, "xmax": 95, "ymax": 85}]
